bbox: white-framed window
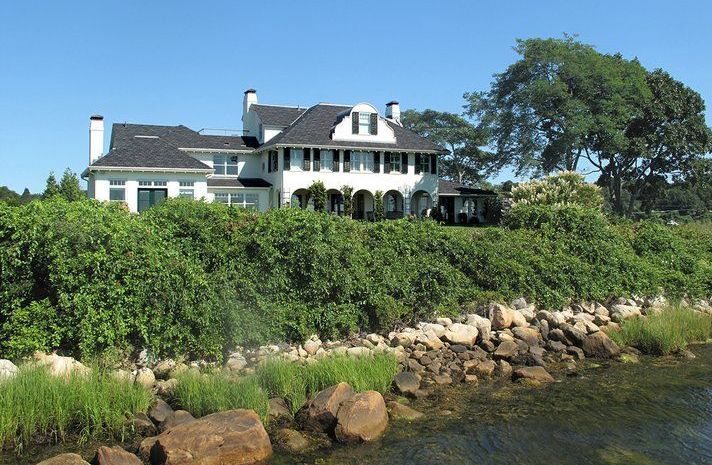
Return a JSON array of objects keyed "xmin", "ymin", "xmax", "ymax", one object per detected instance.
[
  {"xmin": 212, "ymin": 192, "xmax": 260, "ymax": 210},
  {"xmin": 320, "ymin": 150, "xmax": 333, "ymax": 172},
  {"xmin": 390, "ymin": 153, "xmax": 402, "ymax": 173},
  {"xmin": 179, "ymin": 181, "xmax": 194, "ymax": 198},
  {"xmin": 351, "ymin": 151, "xmax": 374, "ymax": 172},
  {"xmin": 419, "ymin": 155, "xmax": 430, "ymax": 174},
  {"xmin": 359, "ymin": 113, "xmax": 371, "ymax": 134},
  {"xmin": 139, "ymin": 180, "xmax": 167, "ymax": 187},
  {"xmin": 109, "ymin": 180, "xmax": 126, "ymax": 202},
  {"xmin": 213, "ymin": 154, "xmax": 239, "ymax": 175},
  {"xmin": 290, "ymin": 149, "xmax": 304, "ymax": 171}
]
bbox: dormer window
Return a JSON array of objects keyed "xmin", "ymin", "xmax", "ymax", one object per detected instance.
[
  {"xmin": 352, "ymin": 111, "xmax": 378, "ymax": 135},
  {"xmin": 359, "ymin": 113, "xmax": 371, "ymax": 134}
]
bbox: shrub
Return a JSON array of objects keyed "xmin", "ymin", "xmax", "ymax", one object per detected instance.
[
  {"xmin": 341, "ymin": 185, "xmax": 353, "ymax": 218},
  {"xmin": 0, "ymin": 365, "xmax": 152, "ymax": 449},
  {"xmin": 308, "ymin": 181, "xmax": 327, "ymax": 212},
  {"xmin": 510, "ymin": 171, "xmax": 603, "ymax": 209},
  {"xmin": 374, "ymin": 190, "xmax": 384, "ymax": 221}
]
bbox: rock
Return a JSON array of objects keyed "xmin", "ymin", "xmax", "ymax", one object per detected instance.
[
  {"xmin": 152, "ymin": 360, "xmax": 176, "ymax": 380},
  {"xmin": 566, "ymin": 346, "xmax": 585, "ymax": 361},
  {"xmin": 512, "ymin": 366, "xmax": 555, "ymax": 383},
  {"xmin": 464, "ymin": 374, "xmax": 479, "ymax": 384},
  {"xmin": 511, "ymin": 297, "xmax": 528, "ymax": 309},
  {"xmin": 134, "ymin": 367, "xmax": 156, "ymax": 389},
  {"xmin": 146, "ymin": 409, "xmax": 271, "ymax": 465},
  {"xmin": 38, "ymin": 453, "xmax": 90, "ymax": 465},
  {"xmin": 416, "ymin": 331, "xmax": 444, "ymax": 350},
  {"xmin": 493, "ymin": 340, "xmax": 519, "ymax": 360},
  {"xmin": 547, "ymin": 340, "xmax": 567, "ymax": 352},
  {"xmin": 346, "ymin": 346, "xmax": 371, "ymax": 357},
  {"xmin": 620, "ymin": 353, "xmax": 640, "ymax": 364},
  {"xmin": 442, "ymin": 323, "xmax": 478, "ymax": 347},
  {"xmin": 159, "ymin": 410, "xmax": 195, "ymax": 432},
  {"xmin": 610, "ymin": 304, "xmax": 642, "ymax": 323},
  {"xmin": 420, "ymin": 323, "xmax": 446, "ymax": 338},
  {"xmin": 495, "ymin": 360, "xmax": 512, "ymax": 378},
  {"xmin": 517, "ymin": 305, "xmax": 536, "ymax": 322},
  {"xmin": 450, "ymin": 344, "xmax": 467, "ymax": 353},
  {"xmin": 393, "ymin": 372, "xmax": 420, "ymax": 396},
  {"xmin": 474, "ymin": 359, "xmax": 497, "ymax": 377},
  {"xmin": 275, "ymin": 428, "xmax": 311, "ymax": 454},
  {"xmin": 129, "ymin": 412, "xmax": 157, "ymax": 436},
  {"xmin": 91, "ymin": 446, "xmax": 141, "ymax": 465},
  {"xmin": 562, "ymin": 325, "xmax": 587, "ymax": 348},
  {"xmin": 488, "ymin": 303, "xmax": 514, "ymax": 329},
  {"xmin": 156, "ymin": 379, "xmax": 179, "ymax": 397},
  {"xmin": 33, "ymin": 353, "xmax": 89, "ymax": 378},
  {"xmin": 149, "ymin": 398, "xmax": 174, "ymax": 424},
  {"xmin": 268, "ymin": 397, "xmax": 291, "ymax": 421},
  {"xmin": 334, "ymin": 391, "xmax": 388, "ymax": 443},
  {"xmin": 593, "ymin": 314, "xmax": 611, "ymax": 326},
  {"xmin": 510, "ymin": 311, "xmax": 528, "ymax": 328},
  {"xmin": 547, "ymin": 328, "xmax": 568, "ymax": 344},
  {"xmin": 435, "ymin": 317, "xmax": 453, "ymax": 326},
  {"xmin": 302, "ymin": 382, "xmax": 354, "ymax": 432},
  {"xmin": 392, "ymin": 332, "xmax": 416, "ymax": 348},
  {"xmin": 387, "ymin": 401, "xmax": 424, "ymax": 420},
  {"xmin": 0, "ymin": 359, "xmax": 18, "ymax": 381},
  {"xmin": 303, "ymin": 336, "xmax": 322, "ymax": 356},
  {"xmin": 581, "ymin": 331, "xmax": 620, "ymax": 358},
  {"xmin": 512, "ymin": 327, "xmax": 540, "ymax": 346},
  {"xmin": 433, "ymin": 374, "xmax": 452, "ymax": 385},
  {"xmin": 406, "ymin": 359, "xmax": 425, "ymax": 373},
  {"xmin": 226, "ymin": 353, "xmax": 247, "ymax": 371},
  {"xmin": 679, "ymin": 349, "xmax": 696, "ymax": 359},
  {"xmin": 466, "ymin": 314, "xmax": 492, "ymax": 342}
]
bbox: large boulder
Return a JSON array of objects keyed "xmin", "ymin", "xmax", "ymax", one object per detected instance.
[
  {"xmin": 301, "ymin": 382, "xmax": 354, "ymax": 432},
  {"xmin": 145, "ymin": 409, "xmax": 271, "ymax": 465},
  {"xmin": 134, "ymin": 368, "xmax": 156, "ymax": 389},
  {"xmin": 610, "ymin": 304, "xmax": 642, "ymax": 323},
  {"xmin": 416, "ymin": 331, "xmax": 444, "ymax": 350},
  {"xmin": 303, "ymin": 335, "xmax": 322, "ymax": 356},
  {"xmin": 442, "ymin": 323, "xmax": 478, "ymax": 347},
  {"xmin": 152, "ymin": 360, "xmax": 176, "ymax": 380},
  {"xmin": 159, "ymin": 410, "xmax": 195, "ymax": 433},
  {"xmin": 581, "ymin": 331, "xmax": 620, "ymax": 358},
  {"xmin": 0, "ymin": 359, "xmax": 18, "ymax": 381},
  {"xmin": 510, "ymin": 311, "xmax": 528, "ymax": 328},
  {"xmin": 488, "ymin": 304, "xmax": 514, "ymax": 329},
  {"xmin": 561, "ymin": 324, "xmax": 587, "ymax": 348},
  {"xmin": 465, "ymin": 314, "xmax": 492, "ymax": 342},
  {"xmin": 91, "ymin": 446, "xmax": 141, "ymax": 465},
  {"xmin": 493, "ymin": 340, "xmax": 519, "ymax": 360},
  {"xmin": 512, "ymin": 366, "xmax": 555, "ymax": 383},
  {"xmin": 38, "ymin": 454, "xmax": 90, "ymax": 465},
  {"xmin": 393, "ymin": 372, "xmax": 420, "ymax": 396},
  {"xmin": 149, "ymin": 398, "xmax": 174, "ymax": 424},
  {"xmin": 419, "ymin": 323, "xmax": 446, "ymax": 338},
  {"xmin": 33, "ymin": 353, "xmax": 89, "ymax": 378},
  {"xmin": 334, "ymin": 391, "xmax": 388, "ymax": 443},
  {"xmin": 226, "ymin": 353, "xmax": 247, "ymax": 372},
  {"xmin": 512, "ymin": 327, "xmax": 540, "ymax": 346}
]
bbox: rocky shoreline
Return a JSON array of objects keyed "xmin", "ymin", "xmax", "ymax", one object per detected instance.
[{"xmin": 3, "ymin": 295, "xmax": 711, "ymax": 465}]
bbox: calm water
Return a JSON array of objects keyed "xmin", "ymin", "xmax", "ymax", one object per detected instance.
[
  {"xmin": 4, "ymin": 346, "xmax": 711, "ymax": 465},
  {"xmin": 275, "ymin": 345, "xmax": 712, "ymax": 465}
]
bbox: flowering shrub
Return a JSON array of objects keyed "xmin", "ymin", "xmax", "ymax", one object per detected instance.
[{"xmin": 510, "ymin": 171, "xmax": 603, "ymax": 209}]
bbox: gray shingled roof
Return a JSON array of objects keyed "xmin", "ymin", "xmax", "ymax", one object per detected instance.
[
  {"xmin": 207, "ymin": 178, "xmax": 272, "ymax": 188},
  {"xmin": 438, "ymin": 179, "xmax": 497, "ymax": 196},
  {"xmin": 110, "ymin": 123, "xmax": 259, "ymax": 151},
  {"xmin": 259, "ymin": 104, "xmax": 447, "ymax": 153},
  {"xmin": 251, "ymin": 105, "xmax": 306, "ymax": 127},
  {"xmin": 91, "ymin": 137, "xmax": 212, "ymax": 170}
]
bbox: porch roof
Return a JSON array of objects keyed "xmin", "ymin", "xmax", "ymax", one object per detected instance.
[{"xmin": 438, "ymin": 179, "xmax": 497, "ymax": 197}]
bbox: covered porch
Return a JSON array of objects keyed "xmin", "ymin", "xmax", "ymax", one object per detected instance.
[{"xmin": 437, "ymin": 180, "xmax": 497, "ymax": 225}]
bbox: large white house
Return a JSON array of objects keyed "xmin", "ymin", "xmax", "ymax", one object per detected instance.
[{"xmin": 83, "ymin": 90, "xmax": 494, "ymax": 222}]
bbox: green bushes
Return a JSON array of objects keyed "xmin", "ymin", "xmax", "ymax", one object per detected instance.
[
  {"xmin": 610, "ymin": 307, "xmax": 712, "ymax": 355},
  {"xmin": 0, "ymin": 365, "xmax": 152, "ymax": 449},
  {"xmin": 0, "ymin": 197, "xmax": 710, "ymax": 361}
]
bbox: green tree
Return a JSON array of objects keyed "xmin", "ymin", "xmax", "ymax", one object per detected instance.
[
  {"xmin": 58, "ymin": 168, "xmax": 85, "ymax": 201},
  {"xmin": 0, "ymin": 186, "xmax": 21, "ymax": 206},
  {"xmin": 401, "ymin": 109, "xmax": 495, "ymax": 184},
  {"xmin": 42, "ymin": 172, "xmax": 61, "ymax": 199},
  {"xmin": 341, "ymin": 185, "xmax": 353, "ymax": 218},
  {"xmin": 308, "ymin": 181, "xmax": 327, "ymax": 212},
  {"xmin": 373, "ymin": 190, "xmax": 384, "ymax": 221}
]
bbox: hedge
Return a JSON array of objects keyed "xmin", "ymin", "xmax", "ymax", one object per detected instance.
[{"xmin": 0, "ymin": 198, "xmax": 709, "ymax": 361}]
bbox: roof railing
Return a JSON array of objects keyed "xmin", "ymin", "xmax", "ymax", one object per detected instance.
[{"xmin": 197, "ymin": 128, "xmax": 248, "ymax": 136}]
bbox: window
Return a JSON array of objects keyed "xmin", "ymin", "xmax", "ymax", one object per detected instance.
[
  {"xmin": 271, "ymin": 151, "xmax": 278, "ymax": 172},
  {"xmin": 139, "ymin": 180, "xmax": 166, "ymax": 187},
  {"xmin": 179, "ymin": 181, "xmax": 194, "ymax": 198},
  {"xmin": 390, "ymin": 153, "xmax": 401, "ymax": 173},
  {"xmin": 213, "ymin": 154, "xmax": 239, "ymax": 175},
  {"xmin": 213, "ymin": 192, "xmax": 260, "ymax": 210},
  {"xmin": 419, "ymin": 154, "xmax": 430, "ymax": 174},
  {"xmin": 350, "ymin": 151, "xmax": 374, "ymax": 172},
  {"xmin": 214, "ymin": 193, "xmax": 229, "ymax": 204},
  {"xmin": 109, "ymin": 180, "xmax": 126, "ymax": 201},
  {"xmin": 290, "ymin": 149, "xmax": 304, "ymax": 171},
  {"xmin": 320, "ymin": 150, "xmax": 333, "ymax": 171},
  {"xmin": 359, "ymin": 113, "xmax": 371, "ymax": 135}
]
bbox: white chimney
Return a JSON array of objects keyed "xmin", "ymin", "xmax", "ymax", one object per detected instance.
[
  {"xmin": 89, "ymin": 115, "xmax": 104, "ymax": 164},
  {"xmin": 386, "ymin": 101, "xmax": 401, "ymax": 126},
  {"xmin": 243, "ymin": 88, "xmax": 257, "ymax": 118}
]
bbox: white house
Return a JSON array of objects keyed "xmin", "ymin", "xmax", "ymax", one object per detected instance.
[{"xmin": 83, "ymin": 89, "xmax": 495, "ymax": 222}]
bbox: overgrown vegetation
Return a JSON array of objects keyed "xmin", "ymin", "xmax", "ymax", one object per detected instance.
[
  {"xmin": 0, "ymin": 195, "xmax": 710, "ymax": 361},
  {"xmin": 610, "ymin": 307, "xmax": 712, "ymax": 355},
  {"xmin": 0, "ymin": 365, "xmax": 152, "ymax": 450},
  {"xmin": 173, "ymin": 353, "xmax": 398, "ymax": 420}
]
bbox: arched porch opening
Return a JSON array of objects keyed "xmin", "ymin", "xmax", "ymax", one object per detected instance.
[
  {"xmin": 290, "ymin": 188, "xmax": 311, "ymax": 209},
  {"xmin": 352, "ymin": 189, "xmax": 375, "ymax": 221},
  {"xmin": 327, "ymin": 189, "xmax": 344, "ymax": 215},
  {"xmin": 383, "ymin": 190, "xmax": 405, "ymax": 219},
  {"xmin": 411, "ymin": 190, "xmax": 433, "ymax": 218}
]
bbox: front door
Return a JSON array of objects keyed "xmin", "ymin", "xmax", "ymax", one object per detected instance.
[
  {"xmin": 440, "ymin": 197, "xmax": 455, "ymax": 223},
  {"xmin": 137, "ymin": 189, "xmax": 167, "ymax": 212}
]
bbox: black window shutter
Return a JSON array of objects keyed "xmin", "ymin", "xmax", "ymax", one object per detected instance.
[
  {"xmin": 313, "ymin": 148, "xmax": 320, "ymax": 171},
  {"xmin": 283, "ymin": 148, "xmax": 290, "ymax": 170},
  {"xmin": 401, "ymin": 153, "xmax": 408, "ymax": 174},
  {"xmin": 430, "ymin": 154, "xmax": 437, "ymax": 174},
  {"xmin": 415, "ymin": 153, "xmax": 422, "ymax": 174},
  {"xmin": 384, "ymin": 152, "xmax": 391, "ymax": 174},
  {"xmin": 374, "ymin": 152, "xmax": 380, "ymax": 173},
  {"xmin": 369, "ymin": 113, "xmax": 377, "ymax": 135},
  {"xmin": 303, "ymin": 148, "xmax": 311, "ymax": 171},
  {"xmin": 333, "ymin": 150, "xmax": 340, "ymax": 171},
  {"xmin": 267, "ymin": 152, "xmax": 272, "ymax": 173},
  {"xmin": 343, "ymin": 150, "xmax": 351, "ymax": 172},
  {"xmin": 352, "ymin": 112, "xmax": 359, "ymax": 134}
]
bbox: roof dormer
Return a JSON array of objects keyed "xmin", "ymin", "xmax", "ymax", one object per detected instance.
[{"xmin": 331, "ymin": 103, "xmax": 396, "ymax": 144}]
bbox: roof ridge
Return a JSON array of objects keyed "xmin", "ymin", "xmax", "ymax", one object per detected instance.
[{"xmin": 253, "ymin": 103, "xmax": 306, "ymax": 109}]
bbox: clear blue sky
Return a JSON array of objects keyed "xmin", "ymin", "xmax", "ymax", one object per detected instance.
[{"xmin": 1, "ymin": 0, "xmax": 710, "ymax": 193}]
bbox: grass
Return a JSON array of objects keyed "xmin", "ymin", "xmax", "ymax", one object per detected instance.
[
  {"xmin": 173, "ymin": 353, "xmax": 399, "ymax": 420},
  {"xmin": 610, "ymin": 306, "xmax": 712, "ymax": 355},
  {"xmin": 0, "ymin": 364, "xmax": 152, "ymax": 450}
]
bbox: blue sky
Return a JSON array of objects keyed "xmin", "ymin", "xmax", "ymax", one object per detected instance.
[{"xmin": 1, "ymin": 0, "xmax": 710, "ymax": 193}]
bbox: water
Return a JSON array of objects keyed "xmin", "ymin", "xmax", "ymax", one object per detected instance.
[
  {"xmin": 4, "ymin": 346, "xmax": 711, "ymax": 465},
  {"xmin": 274, "ymin": 345, "xmax": 712, "ymax": 465}
]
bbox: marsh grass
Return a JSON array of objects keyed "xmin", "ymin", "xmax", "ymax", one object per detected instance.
[
  {"xmin": 610, "ymin": 306, "xmax": 712, "ymax": 355},
  {"xmin": 0, "ymin": 364, "xmax": 152, "ymax": 450}
]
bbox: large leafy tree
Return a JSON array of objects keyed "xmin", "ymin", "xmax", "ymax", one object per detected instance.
[{"xmin": 401, "ymin": 109, "xmax": 494, "ymax": 184}]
